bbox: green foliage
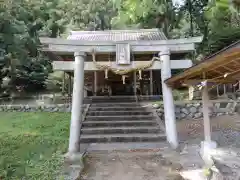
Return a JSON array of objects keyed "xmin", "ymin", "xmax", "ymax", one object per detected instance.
[
  {"xmin": 210, "ymin": 0, "xmax": 240, "ymax": 11},
  {"xmin": 0, "ymin": 0, "xmax": 55, "ymax": 96},
  {"xmin": 199, "ymin": 3, "xmax": 240, "ymax": 56},
  {"xmin": 179, "ymin": 0, "xmax": 240, "ymax": 57},
  {"xmin": 111, "ymin": 0, "xmax": 183, "ymax": 37},
  {"xmin": 203, "ymin": 26, "xmax": 240, "ymax": 56},
  {"xmin": 0, "ymin": 0, "xmax": 240, "ymax": 95},
  {"xmin": 58, "ymin": 0, "xmax": 116, "ymax": 32},
  {"xmin": 172, "ymin": 90, "xmax": 189, "ymax": 101},
  {"xmin": 0, "ymin": 0, "xmax": 117, "ymax": 96},
  {"xmin": 0, "ymin": 112, "xmax": 70, "ymax": 179},
  {"xmin": 45, "ymin": 71, "xmax": 64, "ymax": 92}
]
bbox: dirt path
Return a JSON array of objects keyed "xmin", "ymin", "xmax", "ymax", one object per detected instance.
[{"xmin": 80, "ymin": 149, "xmax": 198, "ymax": 180}]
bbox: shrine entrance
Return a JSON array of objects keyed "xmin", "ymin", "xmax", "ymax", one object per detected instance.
[
  {"xmin": 107, "ymin": 72, "xmax": 134, "ymax": 96},
  {"xmin": 92, "ymin": 70, "xmax": 162, "ymax": 96}
]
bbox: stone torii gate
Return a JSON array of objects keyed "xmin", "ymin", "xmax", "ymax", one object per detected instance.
[{"xmin": 40, "ymin": 30, "xmax": 202, "ymax": 156}]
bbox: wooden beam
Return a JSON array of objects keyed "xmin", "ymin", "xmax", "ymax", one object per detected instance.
[
  {"xmin": 233, "ymin": 59, "xmax": 240, "ymax": 65},
  {"xmin": 165, "ymin": 50, "xmax": 240, "ymax": 86},
  {"xmin": 182, "ymin": 68, "xmax": 240, "ymax": 87},
  {"xmin": 213, "ymin": 69, "xmax": 225, "ymax": 75},
  {"xmin": 182, "ymin": 79, "xmax": 235, "ymax": 86},
  {"xmin": 182, "ymin": 58, "xmax": 238, "ymax": 81},
  {"xmin": 220, "ymin": 65, "xmax": 235, "ymax": 72},
  {"xmin": 210, "ymin": 68, "xmax": 240, "ymax": 81}
]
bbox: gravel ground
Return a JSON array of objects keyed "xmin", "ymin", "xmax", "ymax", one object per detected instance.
[
  {"xmin": 177, "ymin": 114, "xmax": 240, "ymax": 147},
  {"xmin": 212, "ymin": 129, "xmax": 240, "ymax": 147},
  {"xmin": 177, "ymin": 114, "xmax": 240, "ymax": 179}
]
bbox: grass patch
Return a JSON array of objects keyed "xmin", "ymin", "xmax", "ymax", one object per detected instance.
[{"xmin": 0, "ymin": 112, "xmax": 71, "ymax": 180}]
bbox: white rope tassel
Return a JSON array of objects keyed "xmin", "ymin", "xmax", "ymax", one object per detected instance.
[
  {"xmin": 122, "ymin": 75, "xmax": 126, "ymax": 84},
  {"xmin": 138, "ymin": 70, "xmax": 142, "ymax": 80},
  {"xmin": 105, "ymin": 69, "xmax": 108, "ymax": 79}
]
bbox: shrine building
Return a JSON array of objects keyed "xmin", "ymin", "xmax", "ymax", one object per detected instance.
[{"xmin": 40, "ymin": 29, "xmax": 202, "ymax": 154}]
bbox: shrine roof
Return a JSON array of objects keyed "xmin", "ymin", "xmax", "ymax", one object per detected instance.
[{"xmin": 67, "ymin": 29, "xmax": 167, "ymax": 41}]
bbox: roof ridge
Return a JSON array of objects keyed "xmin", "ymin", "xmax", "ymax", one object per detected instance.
[
  {"xmin": 67, "ymin": 28, "xmax": 167, "ymax": 41},
  {"xmin": 70, "ymin": 28, "xmax": 161, "ymax": 34}
]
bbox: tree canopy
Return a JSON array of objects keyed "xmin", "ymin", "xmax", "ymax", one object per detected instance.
[{"xmin": 0, "ymin": 0, "xmax": 239, "ymax": 96}]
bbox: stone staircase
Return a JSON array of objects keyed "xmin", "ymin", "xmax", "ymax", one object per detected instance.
[{"xmin": 80, "ymin": 102, "xmax": 166, "ymax": 145}]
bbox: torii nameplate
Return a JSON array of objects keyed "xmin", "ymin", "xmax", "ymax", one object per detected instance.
[{"xmin": 116, "ymin": 43, "xmax": 131, "ymax": 65}]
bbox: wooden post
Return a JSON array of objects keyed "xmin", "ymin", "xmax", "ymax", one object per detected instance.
[
  {"xmin": 134, "ymin": 71, "xmax": 137, "ymax": 96},
  {"xmin": 188, "ymin": 86, "xmax": 194, "ymax": 100},
  {"xmin": 68, "ymin": 73, "xmax": 72, "ymax": 97},
  {"xmin": 202, "ymin": 84, "xmax": 211, "ymax": 142},
  {"xmin": 224, "ymin": 84, "xmax": 226, "ymax": 95},
  {"xmin": 201, "ymin": 81, "xmax": 217, "ymax": 164},
  {"xmin": 94, "ymin": 71, "xmax": 97, "ymax": 96},
  {"xmin": 150, "ymin": 70, "xmax": 153, "ymax": 95},
  {"xmin": 62, "ymin": 71, "xmax": 65, "ymax": 94}
]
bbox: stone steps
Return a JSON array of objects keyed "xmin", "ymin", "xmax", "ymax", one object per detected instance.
[
  {"xmin": 85, "ymin": 115, "xmax": 154, "ymax": 121},
  {"xmin": 89, "ymin": 107, "xmax": 146, "ymax": 111},
  {"xmin": 87, "ymin": 111, "xmax": 153, "ymax": 116},
  {"xmin": 91, "ymin": 99, "xmax": 137, "ymax": 103},
  {"xmin": 90, "ymin": 97, "xmax": 137, "ymax": 103},
  {"xmin": 90, "ymin": 103, "xmax": 139, "ymax": 107},
  {"xmin": 81, "ymin": 126, "xmax": 161, "ymax": 134},
  {"xmin": 84, "ymin": 96, "xmax": 162, "ymax": 104},
  {"xmin": 80, "ymin": 102, "xmax": 166, "ymax": 146},
  {"xmin": 82, "ymin": 120, "xmax": 157, "ymax": 128},
  {"xmin": 80, "ymin": 133, "xmax": 166, "ymax": 143}
]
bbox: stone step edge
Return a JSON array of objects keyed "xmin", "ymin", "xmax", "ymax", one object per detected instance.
[
  {"xmin": 85, "ymin": 118, "xmax": 155, "ymax": 121},
  {"xmin": 89, "ymin": 106, "xmax": 145, "ymax": 108},
  {"xmin": 80, "ymin": 142, "xmax": 169, "ymax": 152},
  {"xmin": 90, "ymin": 103, "xmax": 140, "ymax": 106},
  {"xmin": 81, "ymin": 126, "xmax": 160, "ymax": 131},
  {"xmin": 86, "ymin": 115, "xmax": 154, "ymax": 118},
  {"xmin": 88, "ymin": 107, "xmax": 147, "ymax": 110},
  {"xmin": 82, "ymin": 120, "xmax": 157, "ymax": 124},
  {"xmin": 80, "ymin": 133, "xmax": 166, "ymax": 139},
  {"xmin": 87, "ymin": 111, "xmax": 152, "ymax": 113}
]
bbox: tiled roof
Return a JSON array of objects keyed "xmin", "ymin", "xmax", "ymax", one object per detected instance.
[{"xmin": 67, "ymin": 29, "xmax": 167, "ymax": 41}]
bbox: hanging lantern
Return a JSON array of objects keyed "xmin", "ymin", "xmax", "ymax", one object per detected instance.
[
  {"xmin": 122, "ymin": 75, "xmax": 126, "ymax": 84},
  {"xmin": 105, "ymin": 69, "xmax": 108, "ymax": 79},
  {"xmin": 138, "ymin": 70, "xmax": 142, "ymax": 80}
]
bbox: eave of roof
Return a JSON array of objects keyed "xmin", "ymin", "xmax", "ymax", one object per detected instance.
[{"xmin": 165, "ymin": 40, "xmax": 240, "ymax": 88}]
